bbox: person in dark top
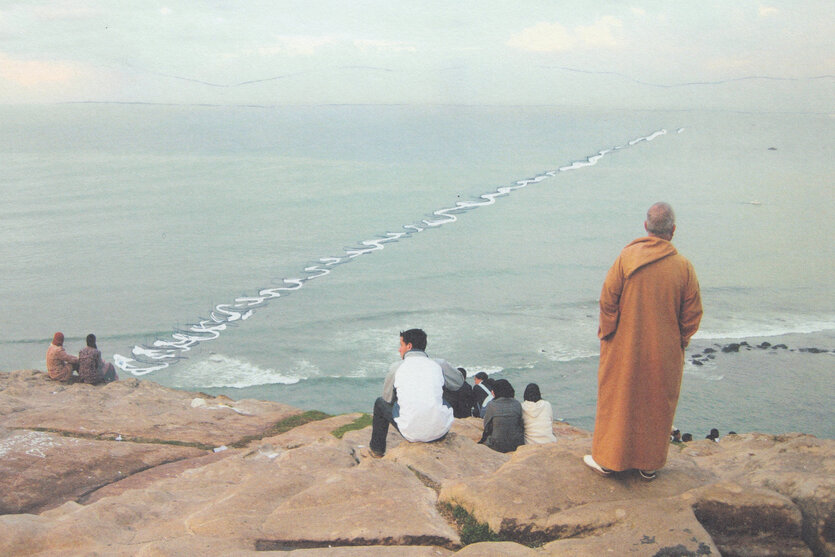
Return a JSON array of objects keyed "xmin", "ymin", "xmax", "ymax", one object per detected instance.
[
  {"xmin": 478, "ymin": 379, "xmax": 524, "ymax": 453},
  {"xmin": 472, "ymin": 372, "xmax": 495, "ymax": 417},
  {"xmin": 443, "ymin": 367, "xmax": 475, "ymax": 419},
  {"xmin": 78, "ymin": 334, "xmax": 118, "ymax": 384}
]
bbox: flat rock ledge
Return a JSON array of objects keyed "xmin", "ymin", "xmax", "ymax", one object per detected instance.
[{"xmin": 0, "ymin": 370, "xmax": 832, "ymax": 556}]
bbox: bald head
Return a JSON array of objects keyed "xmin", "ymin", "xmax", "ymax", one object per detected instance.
[{"xmin": 645, "ymin": 202, "xmax": 676, "ymax": 240}]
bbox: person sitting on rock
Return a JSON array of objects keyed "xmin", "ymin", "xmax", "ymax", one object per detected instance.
[
  {"xmin": 671, "ymin": 429, "xmax": 682, "ymax": 443},
  {"xmin": 479, "ymin": 379, "xmax": 524, "ymax": 453},
  {"xmin": 521, "ymin": 383, "xmax": 557, "ymax": 444},
  {"xmin": 78, "ymin": 334, "xmax": 119, "ymax": 385},
  {"xmin": 443, "ymin": 367, "xmax": 474, "ymax": 419},
  {"xmin": 706, "ymin": 428, "xmax": 720, "ymax": 442},
  {"xmin": 681, "ymin": 433, "xmax": 693, "ymax": 442},
  {"xmin": 366, "ymin": 329, "xmax": 455, "ymax": 458},
  {"xmin": 46, "ymin": 332, "xmax": 78, "ymax": 382},
  {"xmin": 472, "ymin": 372, "xmax": 495, "ymax": 417}
]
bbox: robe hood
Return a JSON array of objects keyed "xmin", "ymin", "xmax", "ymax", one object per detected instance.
[
  {"xmin": 522, "ymin": 399, "xmax": 549, "ymax": 419},
  {"xmin": 620, "ymin": 236, "xmax": 677, "ymax": 278}
]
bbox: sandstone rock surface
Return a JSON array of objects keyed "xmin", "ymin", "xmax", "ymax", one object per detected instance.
[{"xmin": 1, "ymin": 369, "xmax": 832, "ymax": 556}]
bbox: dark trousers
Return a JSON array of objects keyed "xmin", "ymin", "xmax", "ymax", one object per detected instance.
[{"xmin": 369, "ymin": 397, "xmax": 399, "ymax": 455}]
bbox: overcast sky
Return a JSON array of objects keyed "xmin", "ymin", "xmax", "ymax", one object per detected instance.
[{"xmin": 0, "ymin": 1, "xmax": 832, "ymax": 110}]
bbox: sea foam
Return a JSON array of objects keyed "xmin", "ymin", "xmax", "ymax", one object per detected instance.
[{"xmin": 167, "ymin": 354, "xmax": 302, "ymax": 389}]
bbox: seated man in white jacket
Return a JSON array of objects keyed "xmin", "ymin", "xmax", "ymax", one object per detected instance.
[{"xmin": 367, "ymin": 329, "xmax": 455, "ymax": 457}]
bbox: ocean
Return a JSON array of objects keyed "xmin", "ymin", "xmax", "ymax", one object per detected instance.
[{"xmin": 1, "ymin": 103, "xmax": 832, "ymax": 439}]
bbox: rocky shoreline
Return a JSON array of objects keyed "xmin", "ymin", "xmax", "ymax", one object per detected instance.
[{"xmin": 1, "ymin": 369, "xmax": 832, "ymax": 556}]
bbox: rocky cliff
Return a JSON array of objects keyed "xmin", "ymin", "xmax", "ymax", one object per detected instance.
[{"xmin": 1, "ymin": 369, "xmax": 832, "ymax": 556}]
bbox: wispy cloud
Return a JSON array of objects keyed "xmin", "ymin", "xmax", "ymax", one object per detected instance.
[
  {"xmin": 353, "ymin": 39, "xmax": 416, "ymax": 53},
  {"xmin": 0, "ymin": 52, "xmax": 80, "ymax": 86},
  {"xmin": 507, "ymin": 16, "xmax": 623, "ymax": 53},
  {"xmin": 257, "ymin": 35, "xmax": 338, "ymax": 56},
  {"xmin": 759, "ymin": 5, "xmax": 779, "ymax": 18},
  {"xmin": 32, "ymin": 3, "xmax": 97, "ymax": 20}
]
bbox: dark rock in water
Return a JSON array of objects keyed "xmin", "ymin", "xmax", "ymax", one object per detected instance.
[
  {"xmin": 768, "ymin": 147, "xmax": 777, "ymax": 150},
  {"xmin": 740, "ymin": 341, "xmax": 750, "ymax": 347},
  {"xmin": 799, "ymin": 347, "xmax": 827, "ymax": 354},
  {"xmin": 772, "ymin": 344, "xmax": 788, "ymax": 350},
  {"xmin": 722, "ymin": 343, "xmax": 741, "ymax": 353},
  {"xmin": 707, "ymin": 354, "xmax": 716, "ymax": 360},
  {"xmin": 703, "ymin": 347, "xmax": 716, "ymax": 354},
  {"xmin": 758, "ymin": 342, "xmax": 771, "ymax": 349},
  {"xmin": 692, "ymin": 359, "xmax": 704, "ymax": 366}
]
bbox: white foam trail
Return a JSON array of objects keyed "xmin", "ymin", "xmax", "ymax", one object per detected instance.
[
  {"xmin": 115, "ymin": 128, "xmax": 672, "ymax": 375},
  {"xmin": 169, "ymin": 354, "xmax": 302, "ymax": 388}
]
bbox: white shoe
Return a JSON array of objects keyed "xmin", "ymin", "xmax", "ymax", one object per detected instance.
[
  {"xmin": 583, "ymin": 454, "xmax": 612, "ymax": 476},
  {"xmin": 639, "ymin": 469, "xmax": 657, "ymax": 481}
]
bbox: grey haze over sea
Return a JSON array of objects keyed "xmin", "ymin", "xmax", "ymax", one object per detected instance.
[{"xmin": 1, "ymin": 104, "xmax": 832, "ymax": 438}]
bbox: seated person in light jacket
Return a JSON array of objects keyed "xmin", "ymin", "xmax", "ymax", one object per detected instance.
[
  {"xmin": 367, "ymin": 328, "xmax": 456, "ymax": 457},
  {"xmin": 478, "ymin": 378, "xmax": 524, "ymax": 453},
  {"xmin": 78, "ymin": 334, "xmax": 119, "ymax": 384},
  {"xmin": 521, "ymin": 383, "xmax": 557, "ymax": 444}
]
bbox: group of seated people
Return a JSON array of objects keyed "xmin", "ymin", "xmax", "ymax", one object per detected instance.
[
  {"xmin": 445, "ymin": 369, "xmax": 557, "ymax": 453},
  {"xmin": 367, "ymin": 329, "xmax": 557, "ymax": 458},
  {"xmin": 46, "ymin": 331, "xmax": 118, "ymax": 385}
]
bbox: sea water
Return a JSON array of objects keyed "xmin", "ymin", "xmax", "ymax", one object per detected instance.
[{"xmin": 1, "ymin": 104, "xmax": 832, "ymax": 438}]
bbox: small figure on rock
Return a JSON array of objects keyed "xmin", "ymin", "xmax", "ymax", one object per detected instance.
[
  {"xmin": 671, "ymin": 428, "xmax": 682, "ymax": 443},
  {"xmin": 706, "ymin": 428, "xmax": 720, "ymax": 442},
  {"xmin": 479, "ymin": 379, "xmax": 524, "ymax": 453},
  {"xmin": 682, "ymin": 433, "xmax": 693, "ymax": 442},
  {"xmin": 78, "ymin": 334, "xmax": 119, "ymax": 384},
  {"xmin": 46, "ymin": 332, "xmax": 79, "ymax": 382},
  {"xmin": 521, "ymin": 383, "xmax": 557, "ymax": 444},
  {"xmin": 472, "ymin": 372, "xmax": 495, "ymax": 417},
  {"xmin": 366, "ymin": 329, "xmax": 457, "ymax": 458},
  {"xmin": 443, "ymin": 366, "xmax": 474, "ymax": 419}
]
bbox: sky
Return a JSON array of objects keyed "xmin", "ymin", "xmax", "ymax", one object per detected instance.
[{"xmin": 0, "ymin": 1, "xmax": 833, "ymax": 110}]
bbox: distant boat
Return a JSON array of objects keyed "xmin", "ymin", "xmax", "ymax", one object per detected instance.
[{"xmin": 745, "ymin": 200, "xmax": 762, "ymax": 206}]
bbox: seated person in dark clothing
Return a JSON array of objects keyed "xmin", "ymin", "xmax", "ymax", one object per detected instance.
[
  {"xmin": 443, "ymin": 367, "xmax": 475, "ymax": 419},
  {"xmin": 472, "ymin": 372, "xmax": 495, "ymax": 417},
  {"xmin": 78, "ymin": 334, "xmax": 119, "ymax": 384},
  {"xmin": 478, "ymin": 379, "xmax": 524, "ymax": 453}
]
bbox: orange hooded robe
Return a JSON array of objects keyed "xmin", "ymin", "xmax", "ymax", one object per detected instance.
[{"xmin": 591, "ymin": 236, "xmax": 702, "ymax": 471}]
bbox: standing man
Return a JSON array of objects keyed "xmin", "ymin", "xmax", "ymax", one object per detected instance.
[
  {"xmin": 367, "ymin": 329, "xmax": 455, "ymax": 457},
  {"xmin": 584, "ymin": 202, "xmax": 702, "ymax": 480}
]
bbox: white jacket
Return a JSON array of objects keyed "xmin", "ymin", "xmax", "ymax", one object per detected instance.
[
  {"xmin": 392, "ymin": 352, "xmax": 454, "ymax": 442},
  {"xmin": 521, "ymin": 400, "xmax": 557, "ymax": 444}
]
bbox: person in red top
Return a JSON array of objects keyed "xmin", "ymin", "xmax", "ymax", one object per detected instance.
[{"xmin": 46, "ymin": 332, "xmax": 78, "ymax": 382}]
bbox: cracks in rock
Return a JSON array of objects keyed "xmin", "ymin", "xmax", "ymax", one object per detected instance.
[
  {"xmin": 407, "ymin": 465, "xmax": 440, "ymax": 492},
  {"xmin": 254, "ymin": 536, "xmax": 456, "ymax": 551},
  {"xmin": 11, "ymin": 426, "xmax": 216, "ymax": 451},
  {"xmin": 74, "ymin": 456, "xmax": 198, "ymax": 505},
  {"xmin": 228, "ymin": 410, "xmax": 331, "ymax": 448}
]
